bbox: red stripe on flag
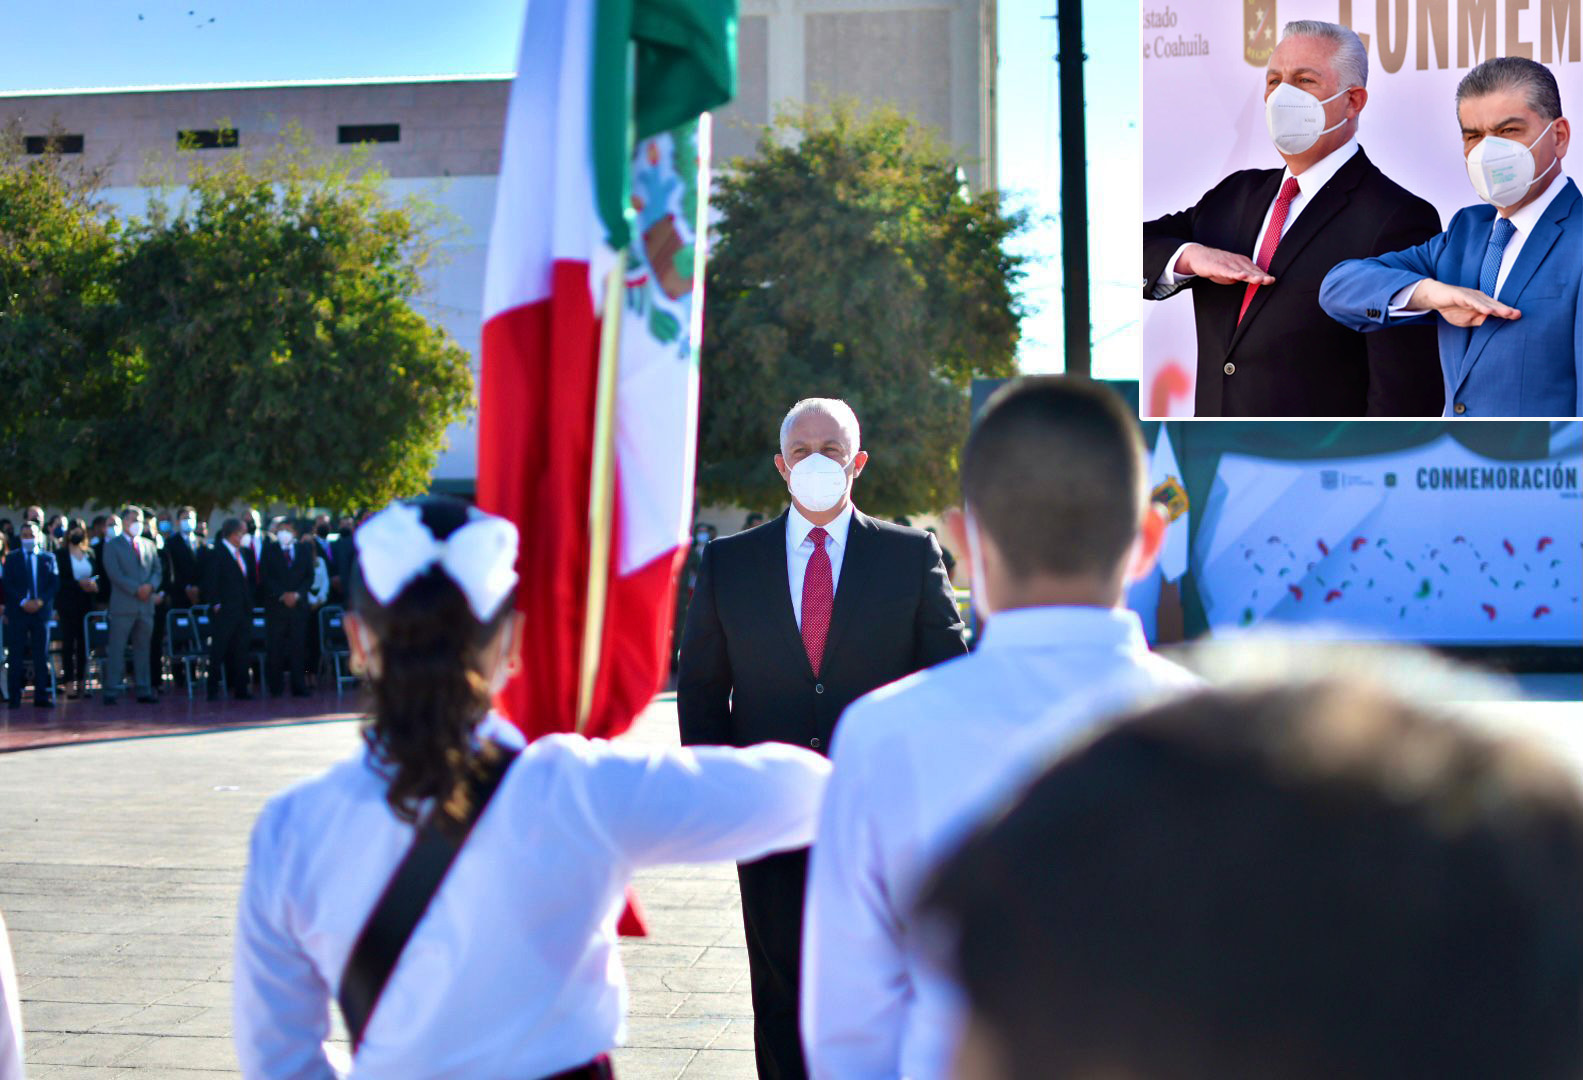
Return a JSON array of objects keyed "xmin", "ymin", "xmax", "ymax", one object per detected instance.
[{"xmin": 478, "ymin": 261, "xmax": 598, "ymax": 740}]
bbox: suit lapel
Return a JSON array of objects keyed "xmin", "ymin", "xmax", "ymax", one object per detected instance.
[
  {"xmin": 820, "ymin": 511, "xmax": 874, "ymax": 663},
  {"xmin": 1229, "ymin": 151, "xmax": 1368, "ymax": 353},
  {"xmin": 1216, "ymin": 171, "xmax": 1284, "ymax": 356},
  {"xmin": 1456, "ymin": 182, "xmax": 1578, "ymax": 395},
  {"xmin": 760, "ymin": 512, "xmax": 815, "ymax": 679}
]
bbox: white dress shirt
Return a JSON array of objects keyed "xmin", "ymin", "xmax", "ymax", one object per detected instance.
[
  {"xmin": 235, "ymin": 714, "xmax": 831, "ymax": 1078},
  {"xmin": 1389, "ymin": 166, "xmax": 1571, "ymax": 313},
  {"xmin": 786, "ymin": 503, "xmax": 854, "ymax": 629},
  {"xmin": 0, "ymin": 909, "xmax": 22, "ymax": 1080},
  {"xmin": 1156, "ymin": 137, "xmax": 1361, "ymax": 296},
  {"xmin": 802, "ymin": 606, "xmax": 1202, "ymax": 1080}
]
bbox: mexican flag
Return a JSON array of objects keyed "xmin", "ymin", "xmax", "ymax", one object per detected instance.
[{"xmin": 478, "ymin": 0, "xmax": 731, "ymax": 747}]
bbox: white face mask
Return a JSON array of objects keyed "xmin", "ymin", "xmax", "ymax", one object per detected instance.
[
  {"xmin": 1265, "ymin": 81, "xmax": 1355, "ymax": 156},
  {"xmin": 277, "ymin": 530, "xmax": 294, "ymax": 547},
  {"xmin": 964, "ymin": 510, "xmax": 996, "ymax": 619},
  {"xmin": 1466, "ymin": 119, "xmax": 1558, "ymax": 209},
  {"xmin": 787, "ymin": 453, "xmax": 852, "ymax": 514},
  {"xmin": 124, "ymin": 521, "xmax": 144, "ymax": 539}
]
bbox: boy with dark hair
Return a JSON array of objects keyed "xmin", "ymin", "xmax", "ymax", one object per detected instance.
[
  {"xmin": 920, "ymin": 680, "xmax": 1583, "ymax": 1080},
  {"xmin": 801, "ymin": 376, "xmax": 1200, "ymax": 1079}
]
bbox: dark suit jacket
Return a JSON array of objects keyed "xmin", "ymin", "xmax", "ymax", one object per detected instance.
[
  {"xmin": 53, "ymin": 548, "xmax": 100, "ymax": 624},
  {"xmin": 167, "ymin": 534, "xmax": 208, "ymax": 602},
  {"xmin": 1144, "ymin": 147, "xmax": 1444, "ymax": 417},
  {"xmin": 677, "ymin": 510, "xmax": 968, "ymax": 755},
  {"xmin": 259, "ymin": 542, "xmax": 313, "ymax": 612},
  {"xmin": 2, "ymin": 549, "xmax": 60, "ymax": 621},
  {"xmin": 203, "ymin": 542, "xmax": 257, "ymax": 624}
]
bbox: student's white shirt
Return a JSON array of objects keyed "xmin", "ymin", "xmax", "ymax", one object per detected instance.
[
  {"xmin": 234, "ymin": 714, "xmax": 831, "ymax": 1079},
  {"xmin": 802, "ymin": 606, "xmax": 1202, "ymax": 1080},
  {"xmin": 1155, "ymin": 138, "xmax": 1361, "ymax": 296},
  {"xmin": 0, "ymin": 909, "xmax": 21, "ymax": 1080},
  {"xmin": 786, "ymin": 503, "xmax": 854, "ymax": 629}
]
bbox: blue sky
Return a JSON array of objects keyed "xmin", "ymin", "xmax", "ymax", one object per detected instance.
[{"xmin": 0, "ymin": 0, "xmax": 1136, "ymax": 378}]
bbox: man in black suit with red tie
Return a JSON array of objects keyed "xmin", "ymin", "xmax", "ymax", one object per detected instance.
[
  {"xmin": 678, "ymin": 398, "xmax": 968, "ymax": 1079},
  {"xmin": 204, "ymin": 518, "xmax": 256, "ymax": 702},
  {"xmin": 1144, "ymin": 20, "xmax": 1444, "ymax": 417}
]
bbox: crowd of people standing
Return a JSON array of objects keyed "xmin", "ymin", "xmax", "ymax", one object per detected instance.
[{"xmin": 0, "ymin": 505, "xmax": 368, "ymax": 708}]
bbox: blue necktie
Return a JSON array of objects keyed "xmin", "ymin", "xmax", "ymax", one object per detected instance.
[{"xmin": 1478, "ymin": 217, "xmax": 1518, "ymax": 299}]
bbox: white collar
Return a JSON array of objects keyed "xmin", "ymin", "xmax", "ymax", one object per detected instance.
[
  {"xmin": 1502, "ymin": 168, "xmax": 1569, "ymax": 236},
  {"xmin": 476, "ymin": 711, "xmax": 527, "ymax": 751},
  {"xmin": 977, "ymin": 605, "xmax": 1149, "ymax": 654},
  {"xmin": 1284, "ymin": 137, "xmax": 1359, "ymax": 199},
  {"xmin": 787, "ymin": 502, "xmax": 855, "ymax": 551}
]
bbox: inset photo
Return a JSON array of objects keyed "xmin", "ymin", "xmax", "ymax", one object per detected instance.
[{"xmin": 1141, "ymin": 3, "xmax": 1578, "ymax": 418}]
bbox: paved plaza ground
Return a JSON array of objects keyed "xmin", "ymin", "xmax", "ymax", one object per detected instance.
[
  {"xmin": 1, "ymin": 696, "xmax": 760, "ymax": 1079},
  {"xmin": 2, "ymin": 676, "xmax": 1580, "ymax": 1078}
]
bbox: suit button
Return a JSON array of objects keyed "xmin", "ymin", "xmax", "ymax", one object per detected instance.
[
  {"xmin": 810, "ymin": 737, "xmax": 822, "ymax": 749},
  {"xmin": 1366, "ymin": 308, "xmax": 1381, "ymax": 318},
  {"xmin": 1454, "ymin": 403, "xmax": 1467, "ymax": 415},
  {"xmin": 1223, "ymin": 362, "xmax": 1236, "ymax": 375},
  {"xmin": 814, "ymin": 683, "xmax": 824, "ymax": 694}
]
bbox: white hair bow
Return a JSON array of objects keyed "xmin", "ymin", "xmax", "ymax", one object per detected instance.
[{"xmin": 355, "ymin": 502, "xmax": 520, "ymax": 620}]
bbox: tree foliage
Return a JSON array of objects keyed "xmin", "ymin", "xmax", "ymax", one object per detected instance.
[
  {"xmin": 0, "ymin": 126, "xmax": 128, "ymax": 502},
  {"xmin": 699, "ymin": 103, "xmax": 1027, "ymax": 517},
  {"xmin": 0, "ymin": 125, "xmax": 474, "ymax": 510}
]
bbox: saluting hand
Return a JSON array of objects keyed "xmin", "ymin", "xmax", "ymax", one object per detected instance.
[
  {"xmin": 1176, "ymin": 243, "xmax": 1276, "ymax": 287},
  {"xmin": 1406, "ymin": 279, "xmax": 1522, "ymax": 328}
]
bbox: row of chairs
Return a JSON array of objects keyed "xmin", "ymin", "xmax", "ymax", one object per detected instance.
[{"xmin": 6, "ymin": 605, "xmax": 355, "ymax": 701}]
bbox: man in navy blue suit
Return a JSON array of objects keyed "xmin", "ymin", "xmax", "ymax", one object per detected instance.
[
  {"xmin": 1321, "ymin": 57, "xmax": 1579, "ymax": 417},
  {"xmin": 3, "ymin": 520, "xmax": 60, "ymax": 708}
]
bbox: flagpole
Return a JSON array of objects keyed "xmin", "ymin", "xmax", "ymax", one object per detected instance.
[{"xmin": 577, "ymin": 249, "xmax": 627, "ymax": 734}]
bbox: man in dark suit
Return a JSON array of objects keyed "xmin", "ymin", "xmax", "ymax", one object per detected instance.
[
  {"xmin": 1144, "ymin": 20, "xmax": 1443, "ymax": 417},
  {"xmin": 167, "ymin": 507, "xmax": 207, "ymax": 609},
  {"xmin": 203, "ymin": 518, "xmax": 256, "ymax": 702},
  {"xmin": 260, "ymin": 518, "xmax": 314, "ymax": 697},
  {"xmin": 678, "ymin": 398, "xmax": 968, "ymax": 1079},
  {"xmin": 3, "ymin": 521, "xmax": 60, "ymax": 708}
]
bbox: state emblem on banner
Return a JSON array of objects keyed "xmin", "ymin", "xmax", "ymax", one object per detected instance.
[
  {"xmin": 1153, "ymin": 475, "xmax": 1190, "ymax": 523},
  {"xmin": 1245, "ymin": 0, "xmax": 1277, "ymax": 65}
]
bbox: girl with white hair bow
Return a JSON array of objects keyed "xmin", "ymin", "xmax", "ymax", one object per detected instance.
[{"xmin": 233, "ymin": 496, "xmax": 831, "ymax": 1079}]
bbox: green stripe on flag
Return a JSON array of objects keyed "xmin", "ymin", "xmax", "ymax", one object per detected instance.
[{"xmin": 591, "ymin": 0, "xmax": 738, "ymax": 251}]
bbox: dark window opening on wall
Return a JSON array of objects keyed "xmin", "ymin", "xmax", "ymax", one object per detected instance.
[
  {"xmin": 179, "ymin": 128, "xmax": 239, "ymax": 149},
  {"xmin": 338, "ymin": 124, "xmax": 400, "ymax": 144},
  {"xmin": 24, "ymin": 134, "xmax": 84, "ymax": 154}
]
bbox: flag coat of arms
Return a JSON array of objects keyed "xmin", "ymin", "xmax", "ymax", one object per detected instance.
[{"xmin": 478, "ymin": 0, "xmax": 733, "ymax": 750}]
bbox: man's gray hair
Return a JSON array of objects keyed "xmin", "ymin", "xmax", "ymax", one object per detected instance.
[
  {"xmin": 1281, "ymin": 20, "xmax": 1369, "ymax": 89},
  {"xmin": 780, "ymin": 398, "xmax": 862, "ymax": 455},
  {"xmin": 1457, "ymin": 56, "xmax": 1564, "ymax": 123},
  {"xmin": 121, "ymin": 505, "xmax": 143, "ymax": 520}
]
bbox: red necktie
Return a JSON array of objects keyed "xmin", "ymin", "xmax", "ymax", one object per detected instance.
[
  {"xmin": 801, "ymin": 526, "xmax": 833, "ymax": 676},
  {"xmin": 1238, "ymin": 176, "xmax": 1301, "ymax": 324}
]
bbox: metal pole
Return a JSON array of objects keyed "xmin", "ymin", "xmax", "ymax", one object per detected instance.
[{"xmin": 1055, "ymin": 0, "xmax": 1091, "ymax": 376}]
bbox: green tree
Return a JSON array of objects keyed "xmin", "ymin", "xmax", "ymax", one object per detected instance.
[
  {"xmin": 116, "ymin": 128, "xmax": 475, "ymax": 509},
  {"xmin": 698, "ymin": 103, "xmax": 1027, "ymax": 517},
  {"xmin": 0, "ymin": 126, "xmax": 131, "ymax": 504}
]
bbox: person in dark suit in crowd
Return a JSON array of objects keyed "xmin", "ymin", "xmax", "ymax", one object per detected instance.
[
  {"xmin": 329, "ymin": 514, "xmax": 357, "ymax": 605},
  {"xmin": 55, "ymin": 524, "xmax": 103, "ymax": 698},
  {"xmin": 167, "ymin": 507, "xmax": 207, "ymax": 610},
  {"xmin": 677, "ymin": 397, "xmax": 968, "ymax": 1079},
  {"xmin": 102, "ymin": 506, "xmax": 163, "ymax": 705},
  {"xmin": 45, "ymin": 514, "xmax": 68, "ymax": 553},
  {"xmin": 147, "ymin": 508, "xmax": 173, "ymax": 690},
  {"xmin": 3, "ymin": 521, "xmax": 60, "ymax": 708},
  {"xmin": 918, "ymin": 678, "xmax": 1583, "ymax": 1080},
  {"xmin": 261, "ymin": 517, "xmax": 314, "ymax": 697},
  {"xmin": 203, "ymin": 518, "xmax": 256, "ymax": 702},
  {"xmin": 1143, "ymin": 20, "xmax": 1443, "ymax": 417},
  {"xmin": 1321, "ymin": 57, "xmax": 1578, "ymax": 417}
]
